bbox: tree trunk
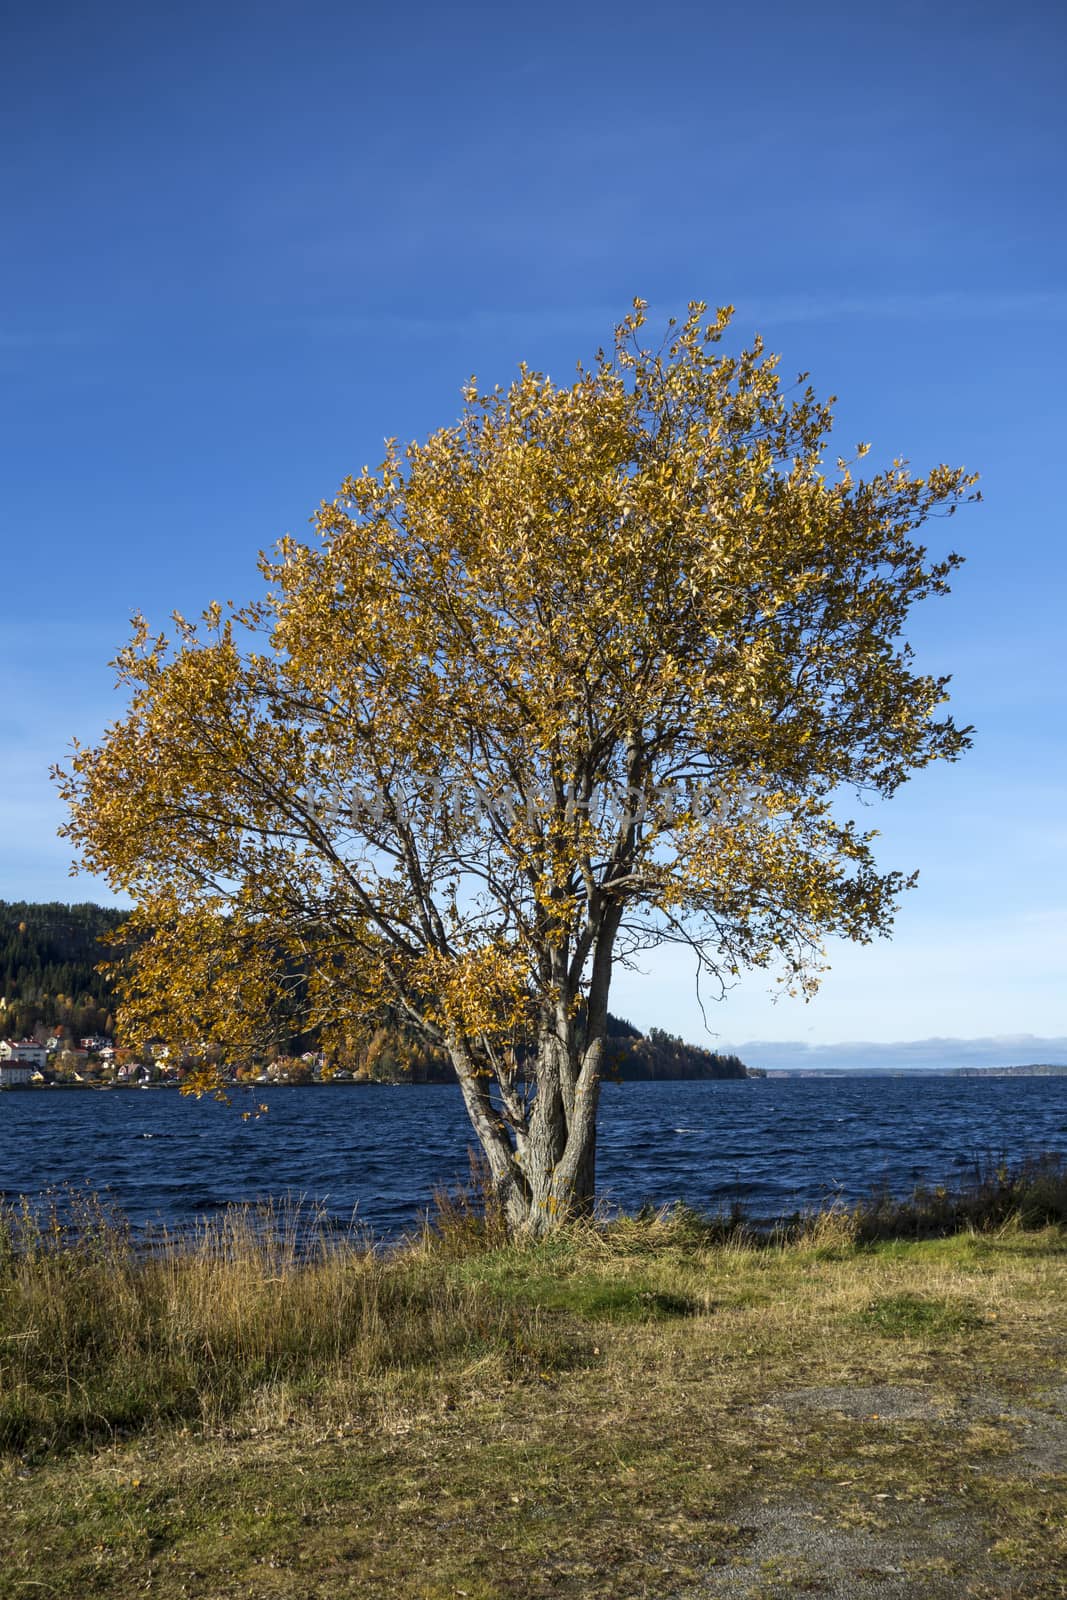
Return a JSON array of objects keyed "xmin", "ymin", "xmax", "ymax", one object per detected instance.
[
  {"xmin": 446, "ymin": 913, "xmax": 621, "ymax": 1238},
  {"xmin": 447, "ymin": 1027, "xmax": 603, "ymax": 1238},
  {"xmin": 525, "ymin": 1030, "xmax": 601, "ymax": 1235}
]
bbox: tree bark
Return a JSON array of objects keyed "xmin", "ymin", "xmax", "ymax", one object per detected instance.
[{"xmin": 446, "ymin": 910, "xmax": 622, "ymax": 1237}]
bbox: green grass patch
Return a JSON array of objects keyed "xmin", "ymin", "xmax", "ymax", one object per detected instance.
[
  {"xmin": 855, "ymin": 1291, "xmax": 986, "ymax": 1337},
  {"xmin": 448, "ymin": 1251, "xmax": 700, "ymax": 1320}
]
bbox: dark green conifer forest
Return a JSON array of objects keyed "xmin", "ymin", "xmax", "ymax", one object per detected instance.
[{"xmin": 0, "ymin": 901, "xmax": 126, "ymax": 1040}]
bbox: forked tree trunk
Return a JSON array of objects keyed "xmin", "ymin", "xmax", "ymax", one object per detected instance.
[
  {"xmin": 448, "ymin": 1030, "xmax": 604, "ymax": 1238},
  {"xmin": 447, "ymin": 916, "xmax": 619, "ymax": 1237},
  {"xmin": 520, "ymin": 1032, "xmax": 603, "ymax": 1237}
]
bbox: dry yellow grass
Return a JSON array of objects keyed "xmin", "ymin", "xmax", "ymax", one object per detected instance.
[{"xmin": 2, "ymin": 1192, "xmax": 1066, "ymax": 1598}]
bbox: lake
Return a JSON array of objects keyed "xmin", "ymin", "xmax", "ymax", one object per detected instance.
[{"xmin": 2, "ymin": 1076, "xmax": 1066, "ymax": 1241}]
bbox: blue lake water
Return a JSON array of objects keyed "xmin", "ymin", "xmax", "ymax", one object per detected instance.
[{"xmin": 2, "ymin": 1077, "xmax": 1066, "ymax": 1241}]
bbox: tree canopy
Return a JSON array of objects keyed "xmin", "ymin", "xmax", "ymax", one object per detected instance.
[{"xmin": 56, "ymin": 300, "xmax": 977, "ymax": 1233}]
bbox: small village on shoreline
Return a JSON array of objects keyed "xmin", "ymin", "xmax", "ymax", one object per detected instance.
[
  {"xmin": 0, "ymin": 1033, "xmax": 331, "ymax": 1090},
  {"xmin": 3, "ymin": 1030, "xmax": 1065, "ymax": 1091},
  {"xmin": 0, "ymin": 1027, "xmax": 763, "ymax": 1091}
]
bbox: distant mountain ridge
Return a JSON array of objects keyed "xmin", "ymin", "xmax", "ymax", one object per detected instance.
[
  {"xmin": 950, "ymin": 1064, "xmax": 1067, "ymax": 1077},
  {"xmin": 739, "ymin": 1035, "xmax": 1067, "ymax": 1075},
  {"xmin": 763, "ymin": 1064, "xmax": 1067, "ymax": 1078}
]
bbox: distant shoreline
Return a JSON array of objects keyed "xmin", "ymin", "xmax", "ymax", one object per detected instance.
[
  {"xmin": 4, "ymin": 1063, "xmax": 1067, "ymax": 1094},
  {"xmin": 761, "ymin": 1063, "xmax": 1067, "ymax": 1078}
]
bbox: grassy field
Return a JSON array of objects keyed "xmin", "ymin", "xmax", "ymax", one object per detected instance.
[{"xmin": 1, "ymin": 1175, "xmax": 1066, "ymax": 1599}]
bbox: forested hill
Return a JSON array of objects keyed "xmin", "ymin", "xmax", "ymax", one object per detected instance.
[
  {"xmin": 0, "ymin": 901, "xmax": 752, "ymax": 1080},
  {"xmin": 352, "ymin": 1015, "xmax": 750, "ymax": 1083},
  {"xmin": 0, "ymin": 901, "xmax": 127, "ymax": 1039},
  {"xmin": 608, "ymin": 1027, "xmax": 750, "ymax": 1082}
]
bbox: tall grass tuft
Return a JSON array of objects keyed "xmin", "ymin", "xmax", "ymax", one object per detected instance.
[
  {"xmin": 848, "ymin": 1152, "xmax": 1067, "ymax": 1240},
  {"xmin": 415, "ymin": 1148, "xmax": 513, "ymax": 1258},
  {"xmin": 0, "ymin": 1191, "xmax": 576, "ymax": 1460}
]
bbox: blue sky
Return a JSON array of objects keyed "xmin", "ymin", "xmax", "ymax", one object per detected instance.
[{"xmin": 3, "ymin": 0, "xmax": 1065, "ymax": 1067}]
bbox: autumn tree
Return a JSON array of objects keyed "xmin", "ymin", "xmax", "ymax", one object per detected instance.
[{"xmin": 56, "ymin": 301, "xmax": 977, "ymax": 1236}]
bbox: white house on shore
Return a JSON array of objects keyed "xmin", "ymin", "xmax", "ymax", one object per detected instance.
[
  {"xmin": 0, "ymin": 1040, "xmax": 48, "ymax": 1069},
  {"xmin": 0, "ymin": 1060, "xmax": 34, "ymax": 1086}
]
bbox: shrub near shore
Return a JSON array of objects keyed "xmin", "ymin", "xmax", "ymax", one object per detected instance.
[{"xmin": 2, "ymin": 1163, "xmax": 1066, "ymax": 1599}]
